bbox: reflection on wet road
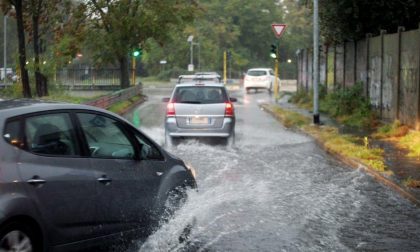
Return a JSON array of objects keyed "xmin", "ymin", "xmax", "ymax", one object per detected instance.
[{"xmin": 124, "ymin": 87, "xmax": 420, "ymax": 252}]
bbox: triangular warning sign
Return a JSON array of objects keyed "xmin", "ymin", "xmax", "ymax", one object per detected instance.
[{"xmin": 271, "ymin": 24, "xmax": 287, "ymax": 38}]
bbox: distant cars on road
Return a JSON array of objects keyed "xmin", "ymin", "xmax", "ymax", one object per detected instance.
[
  {"xmin": 177, "ymin": 72, "xmax": 221, "ymax": 84},
  {"xmin": 0, "ymin": 99, "xmax": 196, "ymax": 251},
  {"xmin": 243, "ymin": 68, "xmax": 279, "ymax": 94},
  {"xmin": 163, "ymin": 81, "xmax": 237, "ymax": 146}
]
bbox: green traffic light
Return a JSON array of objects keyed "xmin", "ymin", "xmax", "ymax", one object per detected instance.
[
  {"xmin": 270, "ymin": 44, "xmax": 277, "ymax": 59},
  {"xmin": 133, "ymin": 50, "xmax": 140, "ymax": 57}
]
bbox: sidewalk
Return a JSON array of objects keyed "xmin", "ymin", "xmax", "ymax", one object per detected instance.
[{"xmin": 263, "ymin": 94, "xmax": 420, "ymax": 207}]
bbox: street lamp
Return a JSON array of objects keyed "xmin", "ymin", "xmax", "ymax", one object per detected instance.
[
  {"xmin": 187, "ymin": 35, "xmax": 194, "ymax": 71},
  {"xmin": 187, "ymin": 35, "xmax": 200, "ymax": 71}
]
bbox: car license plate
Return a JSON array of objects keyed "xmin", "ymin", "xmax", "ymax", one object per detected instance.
[{"xmin": 190, "ymin": 116, "xmax": 209, "ymax": 124}]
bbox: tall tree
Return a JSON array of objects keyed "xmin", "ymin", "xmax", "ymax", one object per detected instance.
[
  {"xmin": 5, "ymin": 0, "xmax": 31, "ymax": 97},
  {"xmin": 318, "ymin": 0, "xmax": 420, "ymax": 43},
  {"xmin": 83, "ymin": 0, "xmax": 198, "ymax": 88}
]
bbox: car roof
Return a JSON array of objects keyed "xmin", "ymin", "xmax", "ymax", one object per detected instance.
[
  {"xmin": 0, "ymin": 99, "xmax": 120, "ymax": 121},
  {"xmin": 174, "ymin": 82, "xmax": 225, "ymax": 88},
  {"xmin": 247, "ymin": 68, "xmax": 272, "ymax": 71}
]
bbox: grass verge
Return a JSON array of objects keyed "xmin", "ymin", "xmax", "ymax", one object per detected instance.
[
  {"xmin": 107, "ymin": 94, "xmax": 144, "ymax": 114},
  {"xmin": 263, "ymin": 104, "xmax": 385, "ymax": 172}
]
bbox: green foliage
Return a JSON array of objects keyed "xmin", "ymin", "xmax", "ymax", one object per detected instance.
[
  {"xmin": 156, "ymin": 67, "xmax": 189, "ymax": 81},
  {"xmin": 374, "ymin": 120, "xmax": 410, "ymax": 139},
  {"xmin": 399, "ymin": 131, "xmax": 420, "ymax": 158},
  {"xmin": 318, "ymin": 0, "xmax": 420, "ymax": 43},
  {"xmin": 320, "ymin": 83, "xmax": 374, "ymax": 128},
  {"xmin": 0, "ymin": 84, "xmax": 24, "ymax": 98}
]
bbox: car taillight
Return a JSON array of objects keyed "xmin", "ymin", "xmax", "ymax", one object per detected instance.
[
  {"xmin": 167, "ymin": 102, "xmax": 176, "ymax": 116},
  {"xmin": 225, "ymin": 102, "xmax": 234, "ymax": 117}
]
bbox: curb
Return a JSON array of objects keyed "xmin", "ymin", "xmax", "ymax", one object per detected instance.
[
  {"xmin": 260, "ymin": 103, "xmax": 420, "ymax": 207},
  {"xmin": 114, "ymin": 95, "xmax": 148, "ymax": 115}
]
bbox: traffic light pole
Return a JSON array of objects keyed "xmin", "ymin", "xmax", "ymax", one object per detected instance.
[
  {"xmin": 131, "ymin": 56, "xmax": 136, "ymax": 86},
  {"xmin": 274, "ymin": 43, "xmax": 280, "ymax": 102}
]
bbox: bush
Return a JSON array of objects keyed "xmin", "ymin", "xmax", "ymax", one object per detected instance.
[
  {"xmin": 156, "ymin": 66, "xmax": 191, "ymax": 81},
  {"xmin": 320, "ymin": 83, "xmax": 375, "ymax": 128}
]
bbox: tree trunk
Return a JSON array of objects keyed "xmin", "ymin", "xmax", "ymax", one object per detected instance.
[
  {"xmin": 15, "ymin": 0, "xmax": 31, "ymax": 98},
  {"xmin": 119, "ymin": 56, "xmax": 130, "ymax": 89},
  {"xmin": 32, "ymin": 0, "xmax": 48, "ymax": 97}
]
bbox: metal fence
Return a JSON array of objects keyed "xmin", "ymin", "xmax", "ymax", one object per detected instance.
[
  {"xmin": 297, "ymin": 27, "xmax": 420, "ymax": 129},
  {"xmin": 56, "ymin": 68, "xmax": 123, "ymax": 90}
]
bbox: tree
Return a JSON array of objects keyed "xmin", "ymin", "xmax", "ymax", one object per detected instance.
[
  {"xmin": 3, "ymin": 0, "xmax": 32, "ymax": 97},
  {"xmin": 83, "ymin": 0, "xmax": 198, "ymax": 88},
  {"xmin": 318, "ymin": 0, "xmax": 420, "ymax": 43}
]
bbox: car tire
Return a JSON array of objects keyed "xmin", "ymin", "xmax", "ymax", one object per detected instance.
[
  {"xmin": 165, "ymin": 131, "xmax": 173, "ymax": 148},
  {"xmin": 161, "ymin": 186, "xmax": 194, "ymax": 243},
  {"xmin": 227, "ymin": 132, "xmax": 235, "ymax": 147},
  {"xmin": 0, "ymin": 221, "xmax": 41, "ymax": 252}
]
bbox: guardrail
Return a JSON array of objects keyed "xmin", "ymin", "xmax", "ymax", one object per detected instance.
[{"xmin": 83, "ymin": 84, "xmax": 143, "ymax": 109}]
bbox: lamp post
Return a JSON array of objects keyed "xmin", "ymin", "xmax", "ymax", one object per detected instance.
[{"xmin": 187, "ymin": 35, "xmax": 194, "ymax": 71}]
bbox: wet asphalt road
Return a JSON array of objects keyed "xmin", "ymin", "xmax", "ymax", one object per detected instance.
[{"xmin": 123, "ymin": 87, "xmax": 420, "ymax": 252}]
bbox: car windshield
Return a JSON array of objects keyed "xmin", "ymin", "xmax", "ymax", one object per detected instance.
[
  {"xmin": 247, "ymin": 70, "xmax": 268, "ymax": 76},
  {"xmin": 172, "ymin": 86, "xmax": 227, "ymax": 104}
]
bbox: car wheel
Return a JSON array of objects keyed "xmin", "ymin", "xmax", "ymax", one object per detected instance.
[
  {"xmin": 162, "ymin": 186, "xmax": 188, "ymax": 222},
  {"xmin": 227, "ymin": 132, "xmax": 235, "ymax": 147},
  {"xmin": 161, "ymin": 186, "xmax": 194, "ymax": 243},
  {"xmin": 0, "ymin": 222, "xmax": 40, "ymax": 252},
  {"xmin": 165, "ymin": 131, "xmax": 173, "ymax": 148}
]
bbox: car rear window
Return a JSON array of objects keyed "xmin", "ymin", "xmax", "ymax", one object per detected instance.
[
  {"xmin": 172, "ymin": 86, "xmax": 228, "ymax": 104},
  {"xmin": 247, "ymin": 70, "xmax": 268, "ymax": 76}
]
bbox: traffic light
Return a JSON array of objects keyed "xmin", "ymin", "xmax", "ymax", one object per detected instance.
[
  {"xmin": 227, "ymin": 51, "xmax": 232, "ymax": 60},
  {"xmin": 270, "ymin": 44, "xmax": 277, "ymax": 59},
  {"xmin": 132, "ymin": 48, "xmax": 142, "ymax": 58}
]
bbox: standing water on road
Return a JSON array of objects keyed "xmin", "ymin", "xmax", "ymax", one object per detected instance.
[{"xmin": 126, "ymin": 89, "xmax": 420, "ymax": 251}]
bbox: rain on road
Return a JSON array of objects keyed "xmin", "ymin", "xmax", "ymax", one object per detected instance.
[{"xmin": 123, "ymin": 87, "xmax": 420, "ymax": 252}]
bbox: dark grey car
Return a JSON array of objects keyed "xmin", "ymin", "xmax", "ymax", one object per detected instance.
[{"xmin": 0, "ymin": 100, "xmax": 196, "ymax": 251}]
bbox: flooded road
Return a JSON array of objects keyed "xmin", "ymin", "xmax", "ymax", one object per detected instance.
[{"xmin": 124, "ymin": 87, "xmax": 420, "ymax": 252}]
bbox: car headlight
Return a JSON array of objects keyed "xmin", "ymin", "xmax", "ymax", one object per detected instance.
[{"xmin": 185, "ymin": 162, "xmax": 197, "ymax": 179}]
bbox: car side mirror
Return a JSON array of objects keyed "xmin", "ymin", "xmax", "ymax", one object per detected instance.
[
  {"xmin": 162, "ymin": 97, "xmax": 170, "ymax": 102},
  {"xmin": 229, "ymin": 97, "xmax": 238, "ymax": 102}
]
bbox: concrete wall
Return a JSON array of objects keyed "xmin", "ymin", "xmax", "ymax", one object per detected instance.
[{"xmin": 296, "ymin": 27, "xmax": 420, "ymax": 129}]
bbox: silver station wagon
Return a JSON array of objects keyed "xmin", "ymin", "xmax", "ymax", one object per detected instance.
[{"xmin": 163, "ymin": 82, "xmax": 237, "ymax": 146}]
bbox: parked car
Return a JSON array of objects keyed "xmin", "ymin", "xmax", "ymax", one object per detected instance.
[
  {"xmin": 163, "ymin": 82, "xmax": 237, "ymax": 146},
  {"xmin": 243, "ymin": 68, "xmax": 279, "ymax": 93},
  {"xmin": 0, "ymin": 99, "xmax": 196, "ymax": 251}
]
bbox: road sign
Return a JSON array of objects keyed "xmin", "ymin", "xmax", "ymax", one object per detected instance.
[
  {"xmin": 188, "ymin": 64, "xmax": 194, "ymax": 72},
  {"xmin": 160, "ymin": 60, "xmax": 167, "ymax": 64},
  {"xmin": 271, "ymin": 24, "xmax": 287, "ymax": 38}
]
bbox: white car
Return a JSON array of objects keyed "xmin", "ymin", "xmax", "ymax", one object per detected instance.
[{"xmin": 243, "ymin": 68, "xmax": 280, "ymax": 93}]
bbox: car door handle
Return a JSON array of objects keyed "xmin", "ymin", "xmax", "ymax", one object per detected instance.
[
  {"xmin": 97, "ymin": 177, "xmax": 112, "ymax": 184},
  {"xmin": 27, "ymin": 178, "xmax": 46, "ymax": 185}
]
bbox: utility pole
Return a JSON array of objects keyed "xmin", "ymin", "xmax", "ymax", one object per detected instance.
[
  {"xmin": 274, "ymin": 48, "xmax": 279, "ymax": 102},
  {"xmin": 313, "ymin": 0, "xmax": 320, "ymax": 124},
  {"xmin": 223, "ymin": 50, "xmax": 227, "ymax": 85},
  {"xmin": 3, "ymin": 15, "xmax": 7, "ymax": 85}
]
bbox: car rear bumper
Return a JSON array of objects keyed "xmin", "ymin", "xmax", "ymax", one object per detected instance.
[
  {"xmin": 165, "ymin": 117, "xmax": 234, "ymax": 137},
  {"xmin": 244, "ymin": 80, "xmax": 271, "ymax": 89}
]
